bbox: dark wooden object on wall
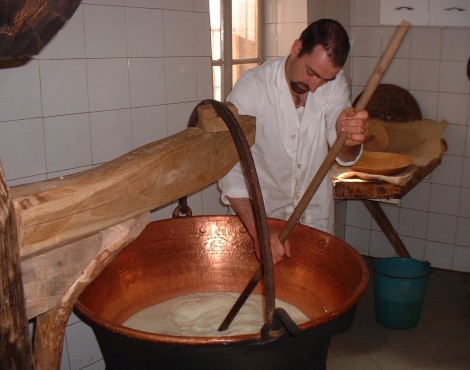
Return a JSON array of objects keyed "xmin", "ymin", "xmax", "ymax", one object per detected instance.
[{"xmin": 0, "ymin": 0, "xmax": 81, "ymax": 59}]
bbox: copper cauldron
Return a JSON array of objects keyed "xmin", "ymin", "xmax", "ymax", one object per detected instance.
[{"xmin": 75, "ymin": 215, "xmax": 368, "ymax": 370}]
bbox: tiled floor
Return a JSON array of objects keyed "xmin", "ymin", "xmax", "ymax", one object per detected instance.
[{"xmin": 327, "ymin": 257, "xmax": 470, "ymax": 369}]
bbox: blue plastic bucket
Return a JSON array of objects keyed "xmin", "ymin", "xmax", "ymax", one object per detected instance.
[{"xmin": 373, "ymin": 257, "xmax": 432, "ymax": 330}]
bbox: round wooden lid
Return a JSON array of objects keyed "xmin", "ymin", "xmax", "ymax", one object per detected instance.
[{"xmin": 353, "ymin": 84, "xmax": 422, "ymax": 122}]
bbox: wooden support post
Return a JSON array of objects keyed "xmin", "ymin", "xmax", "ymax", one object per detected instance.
[
  {"xmin": 362, "ymin": 199, "xmax": 411, "ymax": 258},
  {"xmin": 33, "ymin": 212, "xmax": 149, "ymax": 370},
  {"xmin": 0, "ymin": 162, "xmax": 35, "ymax": 369}
]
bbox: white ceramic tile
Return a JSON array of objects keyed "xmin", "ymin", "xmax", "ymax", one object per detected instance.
[
  {"xmin": 466, "ymin": 126, "xmax": 470, "ymax": 157},
  {"xmin": 47, "ymin": 165, "xmax": 92, "ymax": 179},
  {"xmin": 90, "ymin": 109, "xmax": 132, "ymax": 163},
  {"xmin": 401, "ymin": 235, "xmax": 426, "ymax": 260},
  {"xmin": 196, "ymin": 56, "xmax": 213, "ymax": 100},
  {"xmin": 371, "ymin": 203, "xmax": 399, "ymax": 232},
  {"xmin": 193, "ymin": 0, "xmax": 209, "ymax": 12},
  {"xmin": 0, "ymin": 60, "xmax": 42, "ymax": 122},
  {"xmin": 131, "ymin": 105, "xmax": 167, "ymax": 148},
  {"xmin": 462, "ymin": 157, "xmax": 470, "ymax": 188},
  {"xmin": 166, "ymin": 101, "xmax": 197, "ymax": 135},
  {"xmin": 344, "ymin": 225, "xmax": 371, "ymax": 255},
  {"xmin": 352, "ymin": 27, "xmax": 382, "ymax": 57},
  {"xmin": 264, "ymin": 23, "xmax": 278, "ymax": 57},
  {"xmin": 276, "ymin": 22, "xmax": 307, "ymax": 56},
  {"xmin": 381, "ymin": 58, "xmax": 410, "ymax": 89},
  {"xmin": 7, "ymin": 174, "xmax": 47, "ymax": 187},
  {"xmin": 38, "ymin": 5, "xmax": 86, "ymax": 59},
  {"xmin": 401, "ymin": 181, "xmax": 431, "ymax": 211},
  {"xmin": 441, "ymin": 28, "xmax": 470, "ymax": 62},
  {"xmin": 126, "ymin": 8, "xmax": 164, "ymax": 57},
  {"xmin": 411, "ymin": 28, "xmax": 441, "ymax": 61},
  {"xmin": 60, "ymin": 337, "xmax": 71, "ymax": 370},
  {"xmin": 381, "ymin": 26, "xmax": 411, "ymax": 59},
  {"xmin": 201, "ymin": 183, "xmax": 228, "ymax": 215},
  {"xmin": 0, "ymin": 118, "xmax": 46, "ymax": 180},
  {"xmin": 459, "ymin": 188, "xmax": 470, "ymax": 218},
  {"xmin": 65, "ymin": 321, "xmax": 103, "ymax": 370},
  {"xmin": 264, "ymin": 0, "xmax": 277, "ymax": 23},
  {"xmin": 370, "ymin": 230, "xmax": 397, "ymax": 258},
  {"xmin": 351, "ymin": 57, "xmax": 380, "ymax": 87},
  {"xmin": 399, "ymin": 208, "xmax": 428, "ymax": 239},
  {"xmin": 410, "ymin": 90, "xmax": 438, "ymax": 120},
  {"xmin": 429, "ymin": 184, "xmax": 461, "ymax": 216},
  {"xmin": 164, "ymin": 57, "xmax": 197, "ymax": 104},
  {"xmin": 87, "ymin": 58, "xmax": 130, "ymax": 111},
  {"xmin": 40, "ymin": 59, "xmax": 89, "ymax": 117},
  {"xmin": 84, "ymin": 5, "xmax": 127, "ymax": 58},
  {"xmin": 410, "ymin": 59, "xmax": 440, "ymax": 92},
  {"xmin": 150, "ymin": 203, "xmax": 173, "ymax": 220},
  {"xmin": 276, "ymin": 0, "xmax": 307, "ymax": 23},
  {"xmin": 129, "ymin": 58, "xmax": 166, "ymax": 107},
  {"xmin": 437, "ymin": 92, "xmax": 468, "ymax": 126},
  {"xmin": 44, "ymin": 113, "xmax": 92, "ymax": 172},
  {"xmin": 452, "ymin": 246, "xmax": 470, "ymax": 272},
  {"xmin": 346, "ymin": 200, "xmax": 372, "ymax": 228},
  {"xmin": 335, "ymin": 201, "xmax": 347, "ymax": 230},
  {"xmin": 456, "ymin": 218, "xmax": 470, "ymax": 247},
  {"xmin": 439, "ymin": 61, "xmax": 470, "ymax": 94},
  {"xmin": 352, "ymin": 0, "xmax": 380, "ymax": 26},
  {"xmin": 125, "ymin": 0, "xmax": 162, "ymax": 7},
  {"xmin": 442, "ymin": 124, "xmax": 466, "ymax": 156},
  {"xmin": 161, "ymin": 0, "xmax": 193, "ymax": 11},
  {"xmin": 426, "ymin": 212, "xmax": 457, "ymax": 244},
  {"xmin": 194, "ymin": 12, "xmax": 211, "ymax": 56},
  {"xmin": 325, "ymin": 0, "xmax": 351, "ymax": 26},
  {"xmin": 431, "ymin": 155, "xmax": 463, "ymax": 187},
  {"xmin": 425, "ymin": 240, "xmax": 454, "ymax": 270},
  {"xmin": 67, "ymin": 312, "xmax": 81, "ymax": 326},
  {"xmin": 163, "ymin": 10, "xmax": 196, "ymax": 56}
]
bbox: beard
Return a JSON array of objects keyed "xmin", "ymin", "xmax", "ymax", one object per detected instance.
[{"xmin": 290, "ymin": 81, "xmax": 309, "ymax": 94}]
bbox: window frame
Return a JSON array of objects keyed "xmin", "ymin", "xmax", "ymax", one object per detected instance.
[{"xmin": 210, "ymin": 0, "xmax": 263, "ymax": 102}]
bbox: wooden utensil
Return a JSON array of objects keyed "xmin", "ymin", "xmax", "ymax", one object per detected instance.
[
  {"xmin": 351, "ymin": 151, "xmax": 412, "ymax": 175},
  {"xmin": 218, "ymin": 20, "xmax": 411, "ymax": 332}
]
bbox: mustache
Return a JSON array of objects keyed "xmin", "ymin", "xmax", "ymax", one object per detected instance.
[{"xmin": 290, "ymin": 81, "xmax": 309, "ymax": 94}]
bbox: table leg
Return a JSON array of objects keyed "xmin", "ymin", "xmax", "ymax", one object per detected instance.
[{"xmin": 362, "ymin": 200, "xmax": 411, "ymax": 258}]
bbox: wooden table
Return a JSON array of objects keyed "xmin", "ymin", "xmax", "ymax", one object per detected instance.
[{"xmin": 332, "ymin": 148, "xmax": 445, "ymax": 258}]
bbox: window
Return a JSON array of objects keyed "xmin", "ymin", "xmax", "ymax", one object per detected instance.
[{"xmin": 209, "ymin": 0, "xmax": 262, "ymax": 101}]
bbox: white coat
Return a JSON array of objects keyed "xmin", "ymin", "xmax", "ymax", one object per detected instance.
[{"xmin": 218, "ymin": 56, "xmax": 359, "ymax": 234}]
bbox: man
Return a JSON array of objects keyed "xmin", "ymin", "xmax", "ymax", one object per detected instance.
[{"xmin": 219, "ymin": 19, "xmax": 368, "ymax": 264}]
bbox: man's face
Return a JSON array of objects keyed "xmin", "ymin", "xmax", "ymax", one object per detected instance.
[{"xmin": 287, "ymin": 42, "xmax": 342, "ymax": 94}]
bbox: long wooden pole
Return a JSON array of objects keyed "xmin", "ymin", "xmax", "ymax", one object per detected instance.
[{"xmin": 218, "ymin": 20, "xmax": 411, "ymax": 331}]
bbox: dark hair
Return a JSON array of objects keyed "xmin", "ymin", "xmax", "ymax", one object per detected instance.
[{"xmin": 298, "ymin": 19, "xmax": 350, "ymax": 68}]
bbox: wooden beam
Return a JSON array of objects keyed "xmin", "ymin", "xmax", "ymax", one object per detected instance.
[{"xmin": 12, "ymin": 116, "xmax": 255, "ymax": 257}]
